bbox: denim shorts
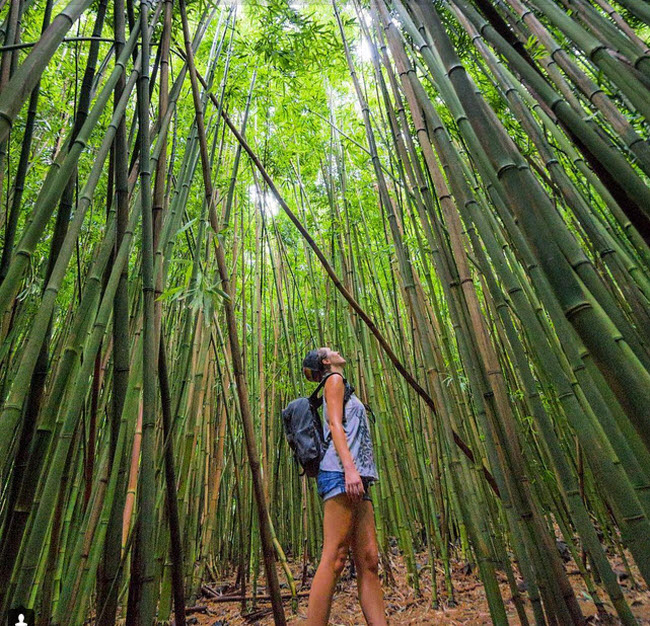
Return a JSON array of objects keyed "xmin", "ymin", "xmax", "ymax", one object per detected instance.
[{"xmin": 317, "ymin": 469, "xmax": 373, "ymax": 502}]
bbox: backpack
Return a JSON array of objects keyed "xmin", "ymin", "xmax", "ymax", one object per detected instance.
[{"xmin": 282, "ymin": 372, "xmax": 354, "ymax": 478}]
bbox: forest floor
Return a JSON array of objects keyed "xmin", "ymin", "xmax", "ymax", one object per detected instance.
[{"xmin": 190, "ymin": 545, "xmax": 650, "ymax": 625}]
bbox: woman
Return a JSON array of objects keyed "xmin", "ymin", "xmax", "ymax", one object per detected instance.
[{"xmin": 302, "ymin": 347, "xmax": 388, "ymax": 625}]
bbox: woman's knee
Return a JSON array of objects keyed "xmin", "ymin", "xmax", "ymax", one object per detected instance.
[
  {"xmin": 323, "ymin": 544, "xmax": 350, "ymax": 577},
  {"xmin": 355, "ymin": 548, "xmax": 379, "ymax": 575}
]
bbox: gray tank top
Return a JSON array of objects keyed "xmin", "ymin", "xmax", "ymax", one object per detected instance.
[{"xmin": 320, "ymin": 387, "xmax": 379, "ymax": 482}]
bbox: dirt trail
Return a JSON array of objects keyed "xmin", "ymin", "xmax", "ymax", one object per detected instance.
[{"xmin": 194, "ymin": 548, "xmax": 650, "ymax": 625}]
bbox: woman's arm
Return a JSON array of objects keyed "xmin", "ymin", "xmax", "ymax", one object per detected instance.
[{"xmin": 324, "ymin": 374, "xmax": 364, "ymax": 501}]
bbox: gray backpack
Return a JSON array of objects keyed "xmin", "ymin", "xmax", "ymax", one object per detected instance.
[{"xmin": 282, "ymin": 372, "xmax": 353, "ymax": 477}]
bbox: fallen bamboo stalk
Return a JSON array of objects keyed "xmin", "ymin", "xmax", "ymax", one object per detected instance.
[
  {"xmin": 185, "ymin": 605, "xmax": 208, "ymax": 614},
  {"xmin": 202, "ymin": 590, "xmax": 312, "ymax": 604}
]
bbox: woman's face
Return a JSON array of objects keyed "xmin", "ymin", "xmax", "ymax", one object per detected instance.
[{"xmin": 321, "ymin": 347, "xmax": 346, "ymax": 368}]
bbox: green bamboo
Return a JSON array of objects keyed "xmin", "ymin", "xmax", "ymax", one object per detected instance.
[{"xmin": 0, "ymin": 0, "xmax": 95, "ymax": 143}]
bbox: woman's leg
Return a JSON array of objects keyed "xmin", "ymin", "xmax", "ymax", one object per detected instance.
[
  {"xmin": 307, "ymin": 493, "xmax": 358, "ymax": 625},
  {"xmin": 351, "ymin": 500, "xmax": 388, "ymax": 625}
]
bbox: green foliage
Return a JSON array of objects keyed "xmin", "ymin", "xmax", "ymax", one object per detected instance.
[
  {"xmin": 2, "ymin": 0, "xmax": 650, "ymax": 623},
  {"xmin": 523, "ymin": 34, "xmax": 547, "ymax": 61},
  {"xmin": 247, "ymin": 0, "xmax": 341, "ymax": 76}
]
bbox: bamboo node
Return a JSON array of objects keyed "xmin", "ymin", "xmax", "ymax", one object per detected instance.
[
  {"xmin": 564, "ymin": 301, "xmax": 592, "ymax": 320},
  {"xmin": 496, "ymin": 163, "xmax": 518, "ymax": 178}
]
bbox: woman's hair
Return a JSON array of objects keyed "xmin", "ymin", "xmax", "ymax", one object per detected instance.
[{"xmin": 303, "ymin": 348, "xmax": 328, "ymax": 382}]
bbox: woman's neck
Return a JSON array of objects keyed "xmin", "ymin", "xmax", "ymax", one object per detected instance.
[{"xmin": 328, "ymin": 365, "xmax": 345, "ymax": 376}]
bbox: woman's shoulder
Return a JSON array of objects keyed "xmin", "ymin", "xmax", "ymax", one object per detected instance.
[
  {"xmin": 323, "ymin": 372, "xmax": 346, "ymax": 388},
  {"xmin": 322, "ymin": 373, "xmax": 345, "ymax": 402}
]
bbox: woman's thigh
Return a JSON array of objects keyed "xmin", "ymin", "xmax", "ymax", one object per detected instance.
[
  {"xmin": 351, "ymin": 500, "xmax": 378, "ymax": 568},
  {"xmin": 322, "ymin": 493, "xmax": 359, "ymax": 557}
]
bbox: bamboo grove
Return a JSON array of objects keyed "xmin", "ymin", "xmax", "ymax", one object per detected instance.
[{"xmin": 0, "ymin": 0, "xmax": 649, "ymax": 623}]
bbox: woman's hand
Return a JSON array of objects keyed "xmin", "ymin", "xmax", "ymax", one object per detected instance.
[{"xmin": 345, "ymin": 466, "xmax": 365, "ymax": 501}]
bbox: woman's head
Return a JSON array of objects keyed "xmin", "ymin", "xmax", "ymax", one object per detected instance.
[{"xmin": 302, "ymin": 347, "xmax": 346, "ymax": 382}]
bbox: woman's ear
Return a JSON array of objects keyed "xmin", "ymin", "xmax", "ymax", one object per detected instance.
[{"xmin": 321, "ymin": 354, "xmax": 332, "ymax": 365}]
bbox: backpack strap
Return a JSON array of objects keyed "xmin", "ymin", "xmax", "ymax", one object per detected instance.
[
  {"xmin": 292, "ymin": 450, "xmax": 306, "ymax": 477},
  {"xmin": 311, "ymin": 372, "xmax": 353, "ymax": 450},
  {"xmin": 308, "ymin": 371, "xmax": 345, "ymax": 408}
]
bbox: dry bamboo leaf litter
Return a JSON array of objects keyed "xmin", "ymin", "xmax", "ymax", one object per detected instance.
[{"xmin": 196, "ymin": 549, "xmax": 650, "ymax": 625}]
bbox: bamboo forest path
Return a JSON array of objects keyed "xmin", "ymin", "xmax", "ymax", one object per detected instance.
[
  {"xmin": 192, "ymin": 548, "xmax": 650, "ymax": 624},
  {"xmin": 1, "ymin": 0, "xmax": 650, "ymax": 624}
]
